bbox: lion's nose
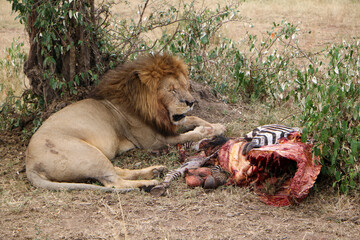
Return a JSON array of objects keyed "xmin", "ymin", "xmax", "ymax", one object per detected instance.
[{"xmin": 185, "ymin": 100, "xmax": 194, "ymax": 107}]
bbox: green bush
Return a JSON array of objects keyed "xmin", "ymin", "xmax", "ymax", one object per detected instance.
[
  {"xmin": 0, "ymin": 38, "xmax": 26, "ymax": 77},
  {"xmin": 295, "ymin": 41, "xmax": 360, "ymax": 193},
  {"xmin": 0, "ymin": 39, "xmax": 43, "ymax": 136},
  {"xmin": 230, "ymin": 21, "xmax": 300, "ymax": 102}
]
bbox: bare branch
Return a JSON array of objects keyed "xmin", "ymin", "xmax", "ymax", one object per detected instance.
[{"xmin": 137, "ymin": 0, "xmax": 150, "ymax": 27}]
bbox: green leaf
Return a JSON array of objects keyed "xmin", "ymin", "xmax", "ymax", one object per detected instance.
[
  {"xmin": 301, "ymin": 127, "xmax": 308, "ymax": 143},
  {"xmin": 320, "ymin": 129, "xmax": 329, "ymax": 142},
  {"xmin": 335, "ymin": 171, "xmax": 341, "ymax": 181},
  {"xmin": 49, "ymin": 77, "xmax": 57, "ymax": 90},
  {"xmin": 351, "ymin": 139, "xmax": 358, "ymax": 157},
  {"xmin": 200, "ymin": 34, "xmax": 209, "ymax": 44}
]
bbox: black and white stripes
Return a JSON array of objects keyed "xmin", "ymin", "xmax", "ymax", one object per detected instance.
[{"xmin": 242, "ymin": 124, "xmax": 301, "ymax": 155}]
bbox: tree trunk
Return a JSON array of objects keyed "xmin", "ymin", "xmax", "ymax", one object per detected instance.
[{"xmin": 23, "ymin": 0, "xmax": 103, "ymax": 106}]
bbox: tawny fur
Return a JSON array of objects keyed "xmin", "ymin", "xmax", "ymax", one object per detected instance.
[{"xmin": 26, "ymin": 53, "xmax": 225, "ymax": 191}]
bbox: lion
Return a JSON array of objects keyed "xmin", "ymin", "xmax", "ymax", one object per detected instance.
[{"xmin": 26, "ymin": 53, "xmax": 225, "ymax": 192}]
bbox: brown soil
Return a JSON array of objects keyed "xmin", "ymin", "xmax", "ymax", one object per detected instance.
[{"xmin": 1, "ymin": 82, "xmax": 359, "ymax": 240}]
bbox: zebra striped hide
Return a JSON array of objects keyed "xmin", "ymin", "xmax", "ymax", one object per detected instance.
[{"xmin": 242, "ymin": 124, "xmax": 302, "ymax": 155}]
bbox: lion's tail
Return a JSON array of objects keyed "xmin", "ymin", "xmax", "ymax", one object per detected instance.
[{"xmin": 26, "ymin": 170, "xmax": 135, "ymax": 193}]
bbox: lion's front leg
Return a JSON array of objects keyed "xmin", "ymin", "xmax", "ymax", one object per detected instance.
[
  {"xmin": 178, "ymin": 116, "xmax": 225, "ymax": 135},
  {"xmin": 177, "ymin": 116, "xmax": 211, "ymax": 130},
  {"xmin": 165, "ymin": 116, "xmax": 226, "ymax": 145}
]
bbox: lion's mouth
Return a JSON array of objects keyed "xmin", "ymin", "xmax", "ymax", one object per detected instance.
[{"xmin": 172, "ymin": 114, "xmax": 186, "ymax": 122}]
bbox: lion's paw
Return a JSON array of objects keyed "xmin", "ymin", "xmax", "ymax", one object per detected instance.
[
  {"xmin": 193, "ymin": 126, "xmax": 213, "ymax": 138},
  {"xmin": 141, "ymin": 165, "xmax": 167, "ymax": 179},
  {"xmin": 194, "ymin": 124, "xmax": 226, "ymax": 138},
  {"xmin": 139, "ymin": 179, "xmax": 160, "ymax": 192},
  {"xmin": 151, "ymin": 165, "xmax": 168, "ymax": 178},
  {"xmin": 146, "ymin": 179, "xmax": 160, "ymax": 186},
  {"xmin": 211, "ymin": 123, "xmax": 226, "ymax": 136}
]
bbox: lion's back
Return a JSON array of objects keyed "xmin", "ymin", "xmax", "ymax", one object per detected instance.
[{"xmin": 31, "ymin": 99, "xmax": 119, "ymax": 145}]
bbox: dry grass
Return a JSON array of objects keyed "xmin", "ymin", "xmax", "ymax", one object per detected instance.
[
  {"xmin": 107, "ymin": 0, "xmax": 360, "ymax": 50},
  {"xmin": 2, "ymin": 0, "xmax": 359, "ymax": 54},
  {"xmin": 0, "ymin": 0, "xmax": 28, "ymax": 104},
  {"xmin": 234, "ymin": 0, "xmax": 360, "ymax": 51},
  {"xmin": 1, "ymin": 1, "xmax": 360, "ymax": 239},
  {"xmin": 1, "ymin": 139, "xmax": 359, "ymax": 239},
  {"xmin": 0, "ymin": 0, "xmax": 27, "ymax": 58}
]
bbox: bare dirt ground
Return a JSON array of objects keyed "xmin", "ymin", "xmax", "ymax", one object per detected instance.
[
  {"xmin": 1, "ymin": 0, "xmax": 360, "ymax": 239},
  {"xmin": 1, "ymin": 81, "xmax": 359, "ymax": 240}
]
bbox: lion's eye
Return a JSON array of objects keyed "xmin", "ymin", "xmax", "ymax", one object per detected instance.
[{"xmin": 171, "ymin": 89, "xmax": 177, "ymax": 94}]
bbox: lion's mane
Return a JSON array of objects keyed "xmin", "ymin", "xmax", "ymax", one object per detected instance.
[{"xmin": 90, "ymin": 53, "xmax": 189, "ymax": 136}]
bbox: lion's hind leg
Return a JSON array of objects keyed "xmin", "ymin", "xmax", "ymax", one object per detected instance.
[
  {"xmin": 66, "ymin": 142, "xmax": 161, "ymax": 189},
  {"xmin": 114, "ymin": 166, "xmax": 167, "ymax": 180},
  {"xmin": 101, "ymin": 177, "xmax": 159, "ymax": 189},
  {"xmin": 27, "ymin": 135, "xmax": 159, "ymax": 190}
]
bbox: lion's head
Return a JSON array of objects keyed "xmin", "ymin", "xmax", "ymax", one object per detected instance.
[{"xmin": 91, "ymin": 53, "xmax": 196, "ymax": 136}]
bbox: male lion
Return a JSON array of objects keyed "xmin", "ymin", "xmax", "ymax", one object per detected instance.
[{"xmin": 26, "ymin": 53, "xmax": 225, "ymax": 191}]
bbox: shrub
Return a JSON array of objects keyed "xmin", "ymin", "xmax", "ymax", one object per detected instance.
[
  {"xmin": 0, "ymin": 39, "xmax": 43, "ymax": 136},
  {"xmin": 295, "ymin": 41, "xmax": 360, "ymax": 193}
]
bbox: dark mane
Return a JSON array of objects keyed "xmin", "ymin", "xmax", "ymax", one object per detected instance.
[{"xmin": 90, "ymin": 53, "xmax": 189, "ymax": 136}]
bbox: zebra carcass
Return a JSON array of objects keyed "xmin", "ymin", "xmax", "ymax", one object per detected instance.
[
  {"xmin": 216, "ymin": 135, "xmax": 322, "ymax": 206},
  {"xmin": 151, "ymin": 125, "xmax": 322, "ymax": 206}
]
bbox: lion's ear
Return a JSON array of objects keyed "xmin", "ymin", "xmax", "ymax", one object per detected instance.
[
  {"xmin": 132, "ymin": 71, "xmax": 140, "ymax": 81},
  {"xmin": 137, "ymin": 71, "xmax": 160, "ymax": 92}
]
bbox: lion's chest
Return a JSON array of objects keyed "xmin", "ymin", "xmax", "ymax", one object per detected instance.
[
  {"xmin": 125, "ymin": 124, "xmax": 164, "ymax": 150},
  {"xmin": 112, "ymin": 110, "xmax": 165, "ymax": 151}
]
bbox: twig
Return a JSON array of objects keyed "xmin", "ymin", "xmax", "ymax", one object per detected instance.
[
  {"xmin": 159, "ymin": 23, "xmax": 181, "ymax": 52},
  {"xmin": 137, "ymin": 0, "xmax": 150, "ymax": 27},
  {"xmin": 116, "ymin": 192, "xmax": 128, "ymax": 240}
]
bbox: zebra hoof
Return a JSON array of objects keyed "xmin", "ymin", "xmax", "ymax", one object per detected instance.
[
  {"xmin": 150, "ymin": 185, "xmax": 166, "ymax": 197},
  {"xmin": 203, "ymin": 175, "xmax": 216, "ymax": 189}
]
